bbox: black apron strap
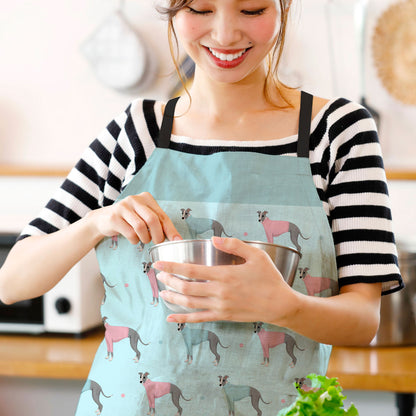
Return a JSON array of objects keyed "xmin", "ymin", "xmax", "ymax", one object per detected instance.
[
  {"xmin": 157, "ymin": 96, "xmax": 180, "ymax": 148},
  {"xmin": 297, "ymin": 91, "xmax": 314, "ymax": 158}
]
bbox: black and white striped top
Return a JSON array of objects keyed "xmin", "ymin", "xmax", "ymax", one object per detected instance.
[{"xmin": 20, "ymin": 97, "xmax": 403, "ymax": 295}]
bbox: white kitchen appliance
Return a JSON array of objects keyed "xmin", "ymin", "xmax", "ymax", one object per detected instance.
[{"xmin": 0, "ymin": 233, "xmax": 104, "ymax": 335}]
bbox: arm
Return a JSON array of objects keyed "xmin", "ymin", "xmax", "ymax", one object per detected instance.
[
  {"xmin": 0, "ymin": 193, "xmax": 181, "ymax": 304},
  {"xmin": 152, "ymin": 237, "xmax": 381, "ymax": 346},
  {"xmin": 0, "ymin": 101, "xmax": 181, "ymax": 304},
  {"xmin": 153, "ymin": 102, "xmax": 400, "ymax": 346}
]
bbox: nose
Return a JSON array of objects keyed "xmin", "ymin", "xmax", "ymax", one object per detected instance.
[{"xmin": 211, "ymin": 12, "xmax": 242, "ymax": 46}]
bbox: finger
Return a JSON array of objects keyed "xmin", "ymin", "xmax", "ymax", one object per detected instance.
[
  {"xmin": 153, "ymin": 261, "xmax": 228, "ymax": 282},
  {"xmin": 156, "ymin": 271, "xmax": 215, "ymax": 297},
  {"xmin": 128, "ymin": 202, "xmax": 164, "ymax": 244},
  {"xmin": 139, "ymin": 193, "xmax": 182, "ymax": 242},
  {"xmin": 159, "ymin": 289, "xmax": 214, "ymax": 314},
  {"xmin": 211, "ymin": 237, "xmax": 253, "ymax": 261},
  {"xmin": 121, "ymin": 208, "xmax": 152, "ymax": 244},
  {"xmin": 166, "ymin": 310, "xmax": 218, "ymax": 324},
  {"xmin": 113, "ymin": 217, "xmax": 141, "ymax": 245}
]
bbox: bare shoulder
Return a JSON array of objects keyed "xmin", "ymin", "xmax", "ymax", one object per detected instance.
[
  {"xmin": 311, "ymin": 95, "xmax": 331, "ymax": 119},
  {"xmin": 284, "ymin": 89, "xmax": 330, "ymax": 118}
]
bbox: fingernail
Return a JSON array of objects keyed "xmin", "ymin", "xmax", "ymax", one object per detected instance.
[
  {"xmin": 166, "ymin": 316, "xmax": 177, "ymax": 323},
  {"xmin": 212, "ymin": 236, "xmax": 225, "ymax": 245},
  {"xmin": 153, "ymin": 261, "xmax": 164, "ymax": 270},
  {"xmin": 173, "ymin": 235, "xmax": 182, "ymax": 241}
]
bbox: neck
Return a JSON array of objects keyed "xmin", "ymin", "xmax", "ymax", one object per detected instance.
[{"xmin": 185, "ymin": 67, "xmax": 286, "ymax": 118}]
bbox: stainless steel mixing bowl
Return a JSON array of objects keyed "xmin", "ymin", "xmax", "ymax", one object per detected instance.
[{"xmin": 148, "ymin": 239, "xmax": 300, "ymax": 313}]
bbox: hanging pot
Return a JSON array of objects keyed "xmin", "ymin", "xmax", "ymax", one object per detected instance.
[{"xmin": 81, "ymin": 8, "xmax": 158, "ymax": 93}]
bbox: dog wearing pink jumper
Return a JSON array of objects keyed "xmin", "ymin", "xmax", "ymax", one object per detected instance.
[
  {"xmin": 298, "ymin": 267, "xmax": 338, "ymax": 296},
  {"xmin": 143, "ymin": 262, "xmax": 159, "ymax": 306},
  {"xmin": 103, "ymin": 317, "xmax": 149, "ymax": 362},
  {"xmin": 253, "ymin": 322, "xmax": 304, "ymax": 367},
  {"xmin": 257, "ymin": 211, "xmax": 308, "ymax": 254},
  {"xmin": 139, "ymin": 372, "xmax": 191, "ymax": 416}
]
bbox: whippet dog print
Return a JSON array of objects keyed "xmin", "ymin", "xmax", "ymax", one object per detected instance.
[
  {"xmin": 253, "ymin": 322, "xmax": 304, "ymax": 367},
  {"xmin": 81, "ymin": 379, "xmax": 112, "ymax": 415},
  {"xmin": 181, "ymin": 208, "xmax": 232, "ymax": 239},
  {"xmin": 257, "ymin": 210, "xmax": 308, "ymax": 254},
  {"xmin": 298, "ymin": 267, "xmax": 338, "ymax": 296},
  {"xmin": 219, "ymin": 375, "xmax": 270, "ymax": 416},
  {"xmin": 177, "ymin": 323, "xmax": 229, "ymax": 365},
  {"xmin": 143, "ymin": 262, "xmax": 159, "ymax": 306},
  {"xmin": 139, "ymin": 372, "xmax": 191, "ymax": 416},
  {"xmin": 102, "ymin": 317, "xmax": 149, "ymax": 362}
]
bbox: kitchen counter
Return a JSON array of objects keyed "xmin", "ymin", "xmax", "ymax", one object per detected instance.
[
  {"xmin": 0, "ymin": 330, "xmax": 415, "ymax": 414},
  {"xmin": 0, "ymin": 329, "xmax": 415, "ymax": 389}
]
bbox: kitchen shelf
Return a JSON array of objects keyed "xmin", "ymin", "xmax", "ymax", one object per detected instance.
[{"xmin": 0, "ymin": 165, "xmax": 415, "ymax": 180}]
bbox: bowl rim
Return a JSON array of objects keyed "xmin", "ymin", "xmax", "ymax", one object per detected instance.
[{"xmin": 148, "ymin": 238, "xmax": 301, "ymax": 256}]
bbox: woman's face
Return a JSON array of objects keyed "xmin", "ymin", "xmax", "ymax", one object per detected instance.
[{"xmin": 173, "ymin": 0, "xmax": 281, "ymax": 85}]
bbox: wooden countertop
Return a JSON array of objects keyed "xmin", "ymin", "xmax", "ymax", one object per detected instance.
[{"xmin": 0, "ymin": 330, "xmax": 415, "ymax": 393}]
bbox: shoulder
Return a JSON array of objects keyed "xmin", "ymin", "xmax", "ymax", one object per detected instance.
[
  {"xmin": 128, "ymin": 97, "xmax": 165, "ymax": 123},
  {"xmin": 312, "ymin": 96, "xmax": 376, "ymax": 128}
]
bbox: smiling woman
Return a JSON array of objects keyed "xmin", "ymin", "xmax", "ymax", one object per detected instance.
[
  {"xmin": 160, "ymin": 0, "xmax": 291, "ymax": 102},
  {"xmin": 0, "ymin": 0, "xmax": 403, "ymax": 415}
]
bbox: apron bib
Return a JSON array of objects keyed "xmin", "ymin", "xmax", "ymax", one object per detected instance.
[{"xmin": 76, "ymin": 92, "xmax": 338, "ymax": 416}]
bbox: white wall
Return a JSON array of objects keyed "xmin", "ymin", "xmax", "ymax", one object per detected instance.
[
  {"xmin": 0, "ymin": 0, "xmax": 415, "ymax": 170},
  {"xmin": 0, "ymin": 0, "xmax": 176, "ymax": 169}
]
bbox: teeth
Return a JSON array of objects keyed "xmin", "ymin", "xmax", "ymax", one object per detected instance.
[{"xmin": 209, "ymin": 48, "xmax": 247, "ymax": 61}]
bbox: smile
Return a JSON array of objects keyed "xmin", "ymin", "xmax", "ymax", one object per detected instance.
[
  {"xmin": 205, "ymin": 46, "xmax": 252, "ymax": 69},
  {"xmin": 208, "ymin": 47, "xmax": 249, "ymax": 62}
]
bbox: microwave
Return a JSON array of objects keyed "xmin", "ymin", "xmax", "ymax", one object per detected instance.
[{"xmin": 0, "ymin": 233, "xmax": 104, "ymax": 335}]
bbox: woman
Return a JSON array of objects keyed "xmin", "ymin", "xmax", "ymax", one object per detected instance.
[{"xmin": 0, "ymin": 0, "xmax": 403, "ymax": 414}]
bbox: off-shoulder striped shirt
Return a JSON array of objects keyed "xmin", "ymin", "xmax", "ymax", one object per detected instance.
[{"xmin": 19, "ymin": 97, "xmax": 403, "ymax": 295}]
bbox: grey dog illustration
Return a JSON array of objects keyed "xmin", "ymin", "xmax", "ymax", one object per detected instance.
[
  {"xmin": 102, "ymin": 317, "xmax": 149, "ymax": 362},
  {"xmin": 81, "ymin": 379, "xmax": 112, "ymax": 415},
  {"xmin": 100, "ymin": 273, "xmax": 116, "ymax": 304},
  {"xmin": 178, "ymin": 323, "xmax": 229, "ymax": 365},
  {"xmin": 257, "ymin": 210, "xmax": 308, "ymax": 254},
  {"xmin": 219, "ymin": 375, "xmax": 270, "ymax": 416},
  {"xmin": 181, "ymin": 208, "xmax": 232, "ymax": 239},
  {"xmin": 139, "ymin": 372, "xmax": 191, "ymax": 416},
  {"xmin": 253, "ymin": 322, "xmax": 304, "ymax": 367}
]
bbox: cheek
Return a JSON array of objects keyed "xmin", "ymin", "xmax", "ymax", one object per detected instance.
[
  {"xmin": 174, "ymin": 14, "xmax": 204, "ymax": 43},
  {"xmin": 251, "ymin": 18, "xmax": 281, "ymax": 44}
]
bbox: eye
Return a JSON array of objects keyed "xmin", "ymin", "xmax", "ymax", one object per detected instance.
[
  {"xmin": 241, "ymin": 8, "xmax": 267, "ymax": 16},
  {"xmin": 186, "ymin": 6, "xmax": 212, "ymax": 15}
]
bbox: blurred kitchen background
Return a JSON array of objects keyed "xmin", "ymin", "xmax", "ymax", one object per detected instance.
[{"xmin": 0, "ymin": 0, "xmax": 415, "ymax": 415}]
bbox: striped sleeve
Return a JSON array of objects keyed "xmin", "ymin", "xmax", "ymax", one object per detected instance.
[
  {"xmin": 18, "ymin": 99, "xmax": 159, "ymax": 240},
  {"xmin": 313, "ymin": 99, "xmax": 402, "ymax": 295}
]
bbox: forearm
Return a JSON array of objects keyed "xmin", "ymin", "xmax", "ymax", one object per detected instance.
[
  {"xmin": 276, "ymin": 283, "xmax": 382, "ymax": 346},
  {"xmin": 0, "ymin": 212, "xmax": 103, "ymax": 304}
]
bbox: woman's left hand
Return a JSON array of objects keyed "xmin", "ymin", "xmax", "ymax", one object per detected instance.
[{"xmin": 153, "ymin": 237, "xmax": 296, "ymax": 324}]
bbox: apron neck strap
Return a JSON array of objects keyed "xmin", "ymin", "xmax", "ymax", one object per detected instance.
[
  {"xmin": 297, "ymin": 91, "xmax": 314, "ymax": 158},
  {"xmin": 157, "ymin": 92, "xmax": 313, "ymax": 154},
  {"xmin": 157, "ymin": 96, "xmax": 180, "ymax": 148}
]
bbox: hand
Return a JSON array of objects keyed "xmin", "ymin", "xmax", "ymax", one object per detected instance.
[
  {"xmin": 86, "ymin": 192, "xmax": 182, "ymax": 245},
  {"xmin": 153, "ymin": 237, "xmax": 296, "ymax": 324}
]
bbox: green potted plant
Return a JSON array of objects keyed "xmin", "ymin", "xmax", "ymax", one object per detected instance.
[{"xmin": 278, "ymin": 374, "xmax": 359, "ymax": 416}]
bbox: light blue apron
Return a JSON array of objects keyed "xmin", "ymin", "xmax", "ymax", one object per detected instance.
[{"xmin": 76, "ymin": 92, "xmax": 339, "ymax": 416}]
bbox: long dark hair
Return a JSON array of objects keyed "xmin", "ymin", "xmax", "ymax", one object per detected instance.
[{"xmin": 157, "ymin": 1, "xmax": 293, "ymax": 105}]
